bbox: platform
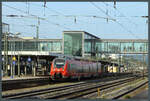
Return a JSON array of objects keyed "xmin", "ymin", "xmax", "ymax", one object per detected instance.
[
  {"xmin": 2, "ymin": 76, "xmax": 51, "ymax": 91},
  {"xmin": 2, "ymin": 76, "xmax": 50, "ymax": 81}
]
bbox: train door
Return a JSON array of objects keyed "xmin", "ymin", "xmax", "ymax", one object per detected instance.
[{"xmin": 96, "ymin": 62, "xmax": 98, "ymax": 74}]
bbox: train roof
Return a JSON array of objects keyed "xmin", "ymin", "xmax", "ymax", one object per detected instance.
[{"xmin": 54, "ymin": 54, "xmax": 123, "ymax": 66}]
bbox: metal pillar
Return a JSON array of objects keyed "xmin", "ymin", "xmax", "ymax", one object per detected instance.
[
  {"xmin": 4, "ymin": 32, "xmax": 8, "ymax": 76},
  {"xmin": 18, "ymin": 55, "xmax": 20, "ymax": 76},
  {"xmin": 11, "ymin": 63, "xmax": 13, "ymax": 78},
  {"xmin": 36, "ymin": 26, "xmax": 39, "ymax": 40},
  {"xmin": 148, "ymin": 1, "xmax": 150, "ymax": 100},
  {"xmin": 119, "ymin": 42, "xmax": 121, "ymax": 73},
  {"xmin": 11, "ymin": 42, "xmax": 13, "ymax": 78},
  {"xmin": 25, "ymin": 66, "xmax": 27, "ymax": 76},
  {"xmin": 13, "ymin": 63, "xmax": 15, "ymax": 77},
  {"xmin": 33, "ymin": 66, "xmax": 36, "ymax": 76},
  {"xmin": 142, "ymin": 54, "xmax": 144, "ymax": 77},
  {"xmin": 32, "ymin": 60, "xmax": 36, "ymax": 76},
  {"xmin": 13, "ymin": 40, "xmax": 15, "ymax": 76}
]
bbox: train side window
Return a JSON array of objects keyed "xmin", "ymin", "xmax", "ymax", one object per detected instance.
[
  {"xmin": 68, "ymin": 63, "xmax": 70, "ymax": 71},
  {"xmin": 70, "ymin": 64, "xmax": 73, "ymax": 71}
]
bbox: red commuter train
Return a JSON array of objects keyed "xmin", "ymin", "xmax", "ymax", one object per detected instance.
[{"xmin": 50, "ymin": 57, "xmax": 102, "ymax": 80}]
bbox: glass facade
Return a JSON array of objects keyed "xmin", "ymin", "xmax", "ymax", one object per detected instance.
[
  {"xmin": 98, "ymin": 42, "xmax": 108, "ymax": 53},
  {"xmin": 133, "ymin": 42, "xmax": 147, "ymax": 53},
  {"xmin": 95, "ymin": 42, "xmax": 101, "ymax": 53},
  {"xmin": 2, "ymin": 40, "xmax": 62, "ymax": 52},
  {"xmin": 51, "ymin": 42, "xmax": 62, "ymax": 51},
  {"xmin": 108, "ymin": 43, "xmax": 120, "ymax": 53},
  {"xmin": 121, "ymin": 42, "xmax": 133, "ymax": 53},
  {"xmin": 84, "ymin": 33, "xmax": 97, "ymax": 54},
  {"xmin": 96, "ymin": 41, "xmax": 148, "ymax": 54},
  {"xmin": 84, "ymin": 41, "xmax": 91, "ymax": 53},
  {"xmin": 63, "ymin": 31, "xmax": 100, "ymax": 57},
  {"xmin": 1, "ymin": 37, "xmax": 148, "ymax": 55},
  {"xmin": 2, "ymin": 23, "xmax": 9, "ymax": 34},
  {"xmin": 63, "ymin": 32, "xmax": 82, "ymax": 56},
  {"xmin": 39, "ymin": 42, "xmax": 49, "ymax": 51}
]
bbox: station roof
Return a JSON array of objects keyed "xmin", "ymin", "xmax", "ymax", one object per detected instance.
[
  {"xmin": 101, "ymin": 39, "xmax": 148, "ymax": 42},
  {"xmin": 3, "ymin": 37, "xmax": 148, "ymax": 43},
  {"xmin": 63, "ymin": 31, "xmax": 100, "ymax": 39},
  {"xmin": 2, "ymin": 22, "xmax": 9, "ymax": 26},
  {"xmin": 3, "ymin": 38, "xmax": 148, "ymax": 43},
  {"xmin": 4, "ymin": 37, "xmax": 62, "ymax": 42}
]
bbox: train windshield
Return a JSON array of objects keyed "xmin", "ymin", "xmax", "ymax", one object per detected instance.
[{"xmin": 54, "ymin": 59, "xmax": 65, "ymax": 68}]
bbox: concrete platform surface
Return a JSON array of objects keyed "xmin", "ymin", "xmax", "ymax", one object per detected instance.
[{"xmin": 2, "ymin": 76, "xmax": 49, "ymax": 81}]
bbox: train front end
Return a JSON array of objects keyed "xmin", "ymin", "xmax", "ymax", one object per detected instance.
[{"xmin": 50, "ymin": 58, "xmax": 67, "ymax": 80}]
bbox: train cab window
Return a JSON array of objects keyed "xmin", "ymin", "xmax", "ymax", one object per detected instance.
[{"xmin": 54, "ymin": 59, "xmax": 65, "ymax": 68}]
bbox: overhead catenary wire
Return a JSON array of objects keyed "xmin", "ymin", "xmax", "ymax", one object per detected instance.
[
  {"xmin": 3, "ymin": 2, "xmax": 145, "ymax": 39},
  {"xmin": 90, "ymin": 2, "xmax": 140, "ymax": 39},
  {"xmin": 23, "ymin": 2, "xmax": 120, "ymax": 32},
  {"xmin": 4, "ymin": 14, "xmax": 72, "ymax": 30},
  {"xmin": 32, "ymin": 2, "xmax": 140, "ymax": 38},
  {"xmin": 7, "ymin": 23, "xmax": 64, "ymax": 39},
  {"xmin": 47, "ymin": 14, "xmax": 116, "ymax": 21},
  {"xmin": 32, "ymin": 2, "xmax": 113, "ymax": 23},
  {"xmin": 102, "ymin": 2, "xmax": 138, "ymax": 27},
  {"xmin": 90, "ymin": 2, "xmax": 116, "ymax": 22},
  {"xmin": 28, "ymin": 3, "xmax": 84, "ymax": 30},
  {"xmin": 26, "ymin": 1, "xmax": 30, "ymax": 14},
  {"xmin": 25, "ymin": 2, "xmax": 65, "ymax": 16},
  {"xmin": 3, "ymin": 3, "xmax": 71, "ymax": 30},
  {"xmin": 28, "ymin": 3, "xmax": 116, "ymax": 26}
]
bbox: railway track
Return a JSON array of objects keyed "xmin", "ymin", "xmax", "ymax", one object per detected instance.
[
  {"xmin": 3, "ymin": 76, "xmax": 139, "ymax": 99},
  {"xmin": 81, "ymin": 77, "xmax": 148, "ymax": 99},
  {"xmin": 2, "ymin": 76, "xmax": 92, "ymax": 91},
  {"xmin": 2, "ymin": 73, "xmax": 133, "ymax": 91},
  {"xmin": 112, "ymin": 80, "xmax": 148, "ymax": 99},
  {"xmin": 46, "ymin": 77, "xmax": 139, "ymax": 99}
]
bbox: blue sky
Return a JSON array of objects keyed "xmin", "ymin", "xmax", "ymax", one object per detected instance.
[{"xmin": 2, "ymin": 2, "xmax": 148, "ymax": 39}]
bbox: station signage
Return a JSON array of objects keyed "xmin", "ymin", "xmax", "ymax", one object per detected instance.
[
  {"xmin": 28, "ymin": 57, "xmax": 31, "ymax": 62},
  {"xmin": 12, "ymin": 56, "xmax": 16, "ymax": 61},
  {"xmin": 2, "ymin": 57, "xmax": 4, "ymax": 61},
  {"xmin": 13, "ymin": 61, "xmax": 16, "ymax": 65}
]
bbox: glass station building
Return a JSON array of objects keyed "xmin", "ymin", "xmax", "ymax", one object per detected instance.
[{"xmin": 63, "ymin": 31, "xmax": 100, "ymax": 57}]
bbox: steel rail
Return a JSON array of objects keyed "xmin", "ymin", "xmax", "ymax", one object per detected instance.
[
  {"xmin": 45, "ymin": 77, "xmax": 139, "ymax": 99},
  {"xmin": 3, "ymin": 76, "xmax": 133, "ymax": 99},
  {"xmin": 112, "ymin": 81, "xmax": 148, "ymax": 99}
]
